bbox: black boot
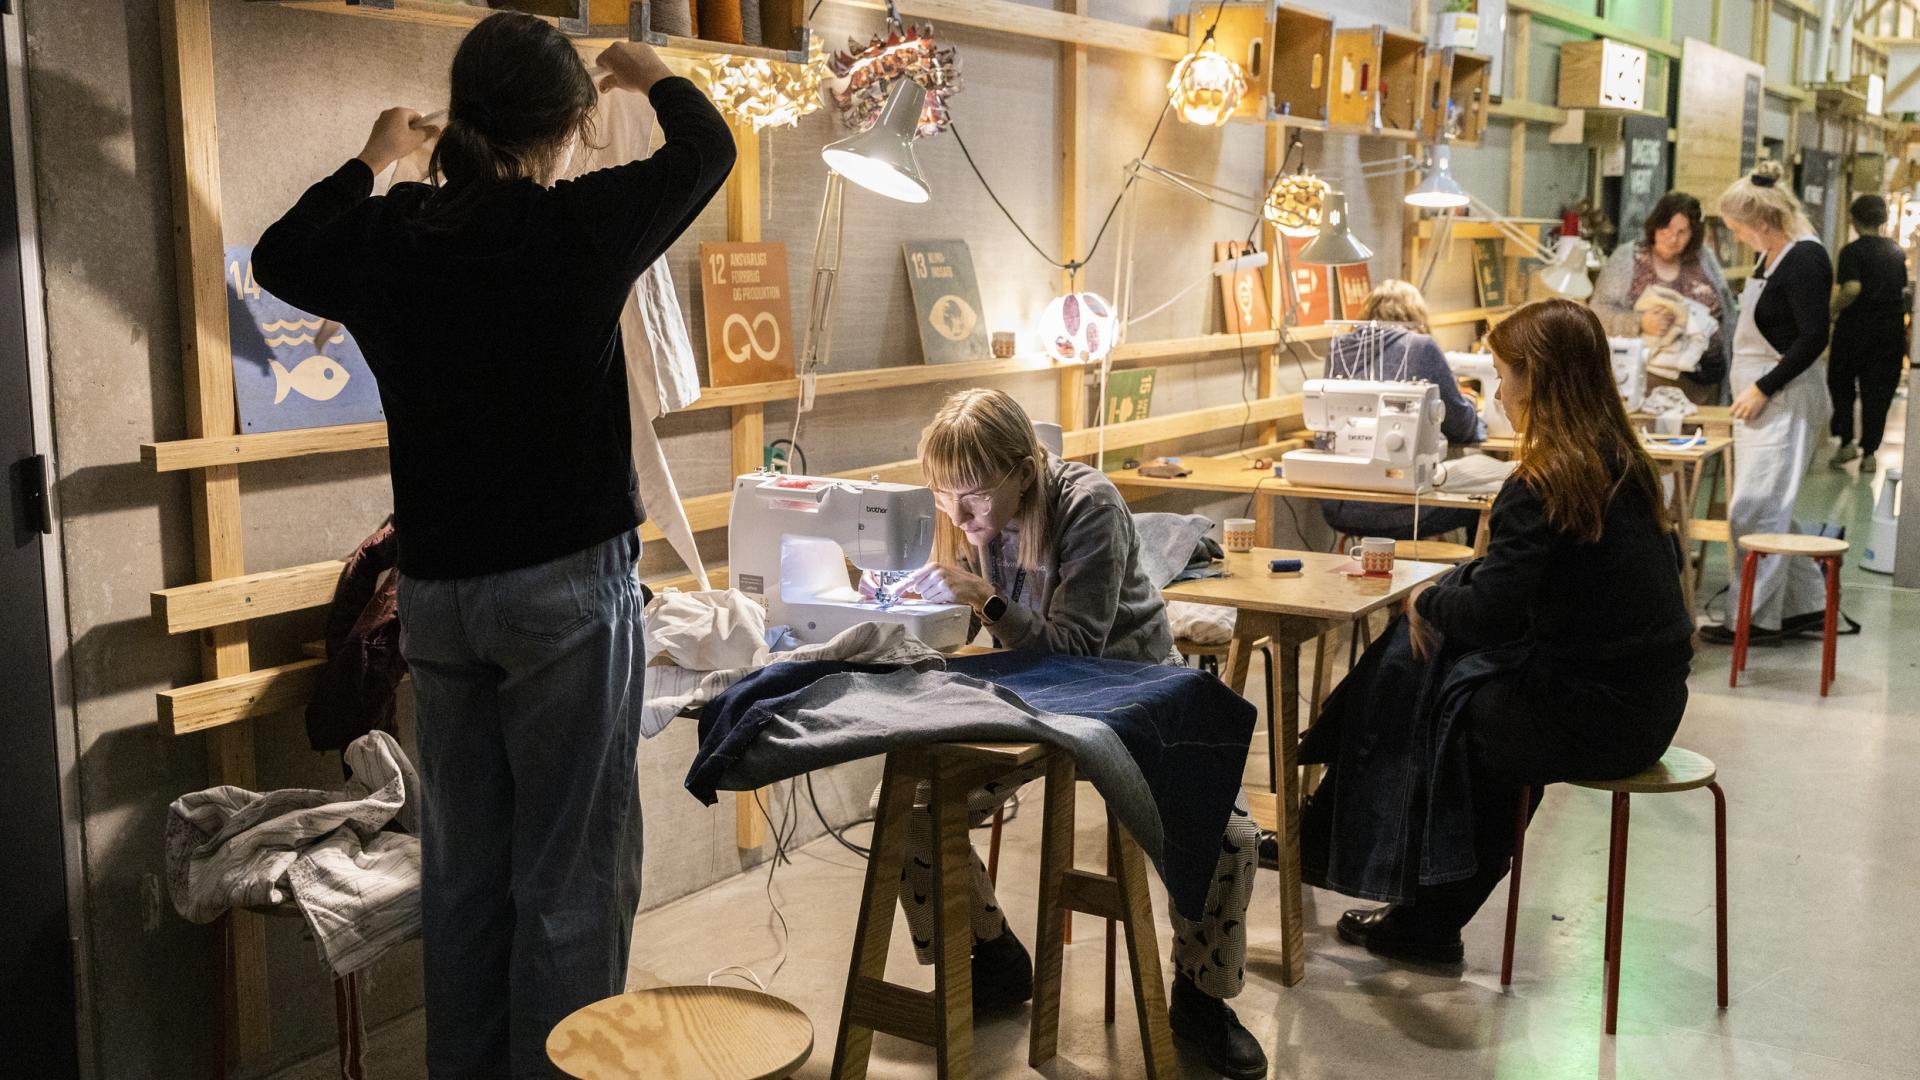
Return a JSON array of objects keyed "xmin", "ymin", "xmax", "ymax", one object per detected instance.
[
  {"xmin": 1336, "ymin": 905, "xmax": 1464, "ymax": 966},
  {"xmin": 970, "ymin": 925, "xmax": 1032, "ymax": 1010},
  {"xmin": 1168, "ymin": 971, "xmax": 1268, "ymax": 1079}
]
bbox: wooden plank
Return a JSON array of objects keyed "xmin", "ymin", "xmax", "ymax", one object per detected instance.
[
  {"xmin": 158, "ymin": 0, "xmax": 269, "ymax": 1065},
  {"xmin": 159, "ymin": 658, "xmax": 326, "ymax": 737},
  {"xmin": 724, "ymin": 115, "xmax": 770, "ymax": 851},
  {"xmin": 152, "ymin": 561, "xmax": 344, "ymax": 635},
  {"xmin": 1058, "ymin": 0, "xmax": 1091, "ymax": 436},
  {"xmin": 1503, "ymin": 0, "xmax": 1683, "ymax": 58},
  {"xmin": 835, "ymin": 0, "xmax": 1188, "ymax": 60},
  {"xmin": 143, "ymin": 421, "xmax": 388, "ymax": 472}
]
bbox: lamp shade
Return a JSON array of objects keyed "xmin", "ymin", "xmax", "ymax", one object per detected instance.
[
  {"xmin": 821, "ymin": 79, "xmax": 931, "ymax": 203},
  {"xmin": 1405, "ymin": 144, "xmax": 1469, "ymax": 209},
  {"xmin": 1537, "ymin": 236, "xmax": 1594, "ymax": 300},
  {"xmin": 1037, "ymin": 292, "xmax": 1116, "ymax": 362},
  {"xmin": 1297, "ymin": 189, "xmax": 1373, "ymax": 266}
]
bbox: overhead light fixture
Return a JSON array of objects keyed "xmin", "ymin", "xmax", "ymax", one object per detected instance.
[
  {"xmin": 696, "ymin": 51, "xmax": 827, "ymax": 132},
  {"xmin": 1169, "ymin": 46, "xmax": 1246, "ymax": 127},
  {"xmin": 827, "ymin": 16, "xmax": 961, "ymax": 136},
  {"xmin": 1298, "ymin": 189, "xmax": 1373, "ymax": 266},
  {"xmin": 1405, "ymin": 144, "xmax": 1470, "ymax": 209},
  {"xmin": 820, "ymin": 78, "xmax": 931, "ymax": 203},
  {"xmin": 1036, "ymin": 291, "xmax": 1117, "ymax": 363},
  {"xmin": 1264, "ymin": 172, "xmax": 1329, "ymax": 237},
  {"xmin": 1537, "ymin": 235, "xmax": 1595, "ymax": 300}
]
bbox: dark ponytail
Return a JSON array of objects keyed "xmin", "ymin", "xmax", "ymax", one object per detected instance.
[{"xmin": 426, "ymin": 12, "xmax": 598, "ymax": 214}]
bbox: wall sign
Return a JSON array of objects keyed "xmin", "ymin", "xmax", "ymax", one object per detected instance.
[
  {"xmin": 1675, "ymin": 38, "xmax": 1766, "ymax": 217},
  {"xmin": 225, "ymin": 244, "xmax": 384, "ymax": 434},
  {"xmin": 698, "ymin": 241, "xmax": 796, "ymax": 387},
  {"xmin": 1618, "ymin": 113, "xmax": 1670, "ymax": 238},
  {"xmin": 900, "ymin": 239, "xmax": 990, "ymax": 364},
  {"xmin": 1213, "ymin": 239, "xmax": 1271, "ymax": 334}
]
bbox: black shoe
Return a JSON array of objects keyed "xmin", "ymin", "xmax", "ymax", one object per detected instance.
[
  {"xmin": 1336, "ymin": 905, "xmax": 1464, "ymax": 966},
  {"xmin": 1697, "ymin": 621, "xmax": 1780, "ymax": 646},
  {"xmin": 1168, "ymin": 971, "xmax": 1268, "ymax": 1079},
  {"xmin": 970, "ymin": 926, "xmax": 1032, "ymax": 1010},
  {"xmin": 1256, "ymin": 830, "xmax": 1280, "ymax": 871}
]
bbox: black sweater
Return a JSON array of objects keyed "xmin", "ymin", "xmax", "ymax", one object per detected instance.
[
  {"xmin": 1747, "ymin": 239, "xmax": 1832, "ymax": 397},
  {"xmin": 1415, "ymin": 473, "xmax": 1693, "ymax": 687},
  {"xmin": 254, "ymin": 78, "xmax": 736, "ymax": 579}
]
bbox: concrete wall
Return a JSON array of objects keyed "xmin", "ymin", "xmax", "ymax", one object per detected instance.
[{"xmin": 26, "ymin": 1, "xmax": 1510, "ymax": 1076}]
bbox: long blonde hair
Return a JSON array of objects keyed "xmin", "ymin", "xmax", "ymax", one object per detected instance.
[
  {"xmin": 918, "ymin": 388, "xmax": 1051, "ymax": 574},
  {"xmin": 1362, "ymin": 279, "xmax": 1431, "ymax": 333},
  {"xmin": 1718, "ymin": 159, "xmax": 1814, "ymax": 240}
]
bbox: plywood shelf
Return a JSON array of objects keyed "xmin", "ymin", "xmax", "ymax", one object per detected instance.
[
  {"xmin": 159, "ymin": 657, "xmax": 326, "ymax": 737},
  {"xmin": 152, "ymin": 560, "xmax": 345, "ymax": 634}
]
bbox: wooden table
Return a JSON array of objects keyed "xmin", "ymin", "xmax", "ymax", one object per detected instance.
[
  {"xmin": 1478, "ymin": 432, "xmax": 1733, "ymax": 610},
  {"xmin": 1162, "ymin": 547, "xmax": 1453, "ymax": 987},
  {"xmin": 1111, "ymin": 456, "xmax": 1496, "ymax": 554}
]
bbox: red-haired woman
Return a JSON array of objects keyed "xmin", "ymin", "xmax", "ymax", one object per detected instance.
[{"xmin": 1302, "ymin": 299, "xmax": 1694, "ymax": 966}]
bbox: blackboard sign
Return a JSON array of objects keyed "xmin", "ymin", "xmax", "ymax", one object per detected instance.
[
  {"xmin": 1618, "ymin": 113, "xmax": 1669, "ymax": 237},
  {"xmin": 1739, "ymin": 74, "xmax": 1763, "ymax": 175}
]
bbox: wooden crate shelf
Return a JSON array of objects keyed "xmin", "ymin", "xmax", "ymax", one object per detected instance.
[{"xmin": 1424, "ymin": 47, "xmax": 1491, "ymax": 146}]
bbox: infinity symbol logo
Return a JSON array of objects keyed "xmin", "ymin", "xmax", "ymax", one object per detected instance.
[{"xmin": 722, "ymin": 312, "xmax": 782, "ymax": 364}]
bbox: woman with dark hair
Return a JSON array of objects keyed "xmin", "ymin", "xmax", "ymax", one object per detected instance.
[
  {"xmin": 1591, "ymin": 190, "xmax": 1739, "ymax": 404},
  {"xmin": 1303, "ymin": 299, "xmax": 1693, "ymax": 965},
  {"xmin": 1828, "ymin": 193, "xmax": 1908, "ymax": 472},
  {"xmin": 253, "ymin": 14, "xmax": 734, "ymax": 1073}
]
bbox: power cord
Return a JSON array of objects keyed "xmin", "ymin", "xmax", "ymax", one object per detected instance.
[{"xmin": 706, "ymin": 783, "xmax": 798, "ymax": 990}]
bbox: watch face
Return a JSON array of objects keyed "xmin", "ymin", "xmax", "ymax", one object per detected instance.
[{"xmin": 984, "ymin": 596, "xmax": 1007, "ymax": 621}]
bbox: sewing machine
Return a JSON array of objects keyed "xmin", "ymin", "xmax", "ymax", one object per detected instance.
[
  {"xmin": 1280, "ymin": 379, "xmax": 1447, "ymax": 494},
  {"xmin": 727, "ymin": 471, "xmax": 973, "ymax": 650},
  {"xmin": 1608, "ymin": 336, "xmax": 1647, "ymax": 413},
  {"xmin": 1443, "ymin": 352, "xmax": 1515, "ymax": 438}
]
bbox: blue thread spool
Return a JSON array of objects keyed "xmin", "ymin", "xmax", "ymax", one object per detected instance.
[{"xmin": 1269, "ymin": 558, "xmax": 1302, "ymax": 573}]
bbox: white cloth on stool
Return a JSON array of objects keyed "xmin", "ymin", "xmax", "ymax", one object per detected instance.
[
  {"xmin": 644, "ymin": 588, "xmax": 769, "ymax": 671},
  {"xmin": 164, "ymin": 731, "xmax": 421, "ymax": 976}
]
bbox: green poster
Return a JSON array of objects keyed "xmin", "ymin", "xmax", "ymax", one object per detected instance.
[
  {"xmin": 902, "ymin": 239, "xmax": 990, "ymax": 364},
  {"xmin": 1098, "ymin": 368, "xmax": 1157, "ymax": 471},
  {"xmin": 1471, "ymin": 238, "xmax": 1507, "ymax": 309}
]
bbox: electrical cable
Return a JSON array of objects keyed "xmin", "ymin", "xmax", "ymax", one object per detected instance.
[
  {"xmin": 708, "ymin": 784, "xmax": 798, "ymax": 991},
  {"xmin": 805, "ymin": 771, "xmax": 871, "ymax": 858}
]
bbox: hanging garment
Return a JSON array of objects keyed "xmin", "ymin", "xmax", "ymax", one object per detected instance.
[
  {"xmin": 1728, "ymin": 240, "xmax": 1831, "ymax": 629},
  {"xmin": 305, "ymin": 517, "xmax": 404, "ymax": 753},
  {"xmin": 165, "ymin": 731, "xmax": 422, "ymax": 976},
  {"xmin": 1635, "ymin": 284, "xmax": 1717, "ymax": 379}
]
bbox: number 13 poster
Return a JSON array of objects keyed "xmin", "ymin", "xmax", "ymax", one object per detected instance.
[{"xmin": 699, "ymin": 241, "xmax": 797, "ymax": 387}]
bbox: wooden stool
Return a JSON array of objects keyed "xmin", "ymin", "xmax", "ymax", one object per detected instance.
[
  {"xmin": 832, "ymin": 743, "xmax": 1175, "ymax": 1080},
  {"xmin": 1393, "ymin": 539, "xmax": 1476, "ymax": 565},
  {"xmin": 1500, "ymin": 747, "xmax": 1728, "ymax": 1035},
  {"xmin": 1730, "ymin": 533, "xmax": 1849, "ymax": 696},
  {"xmin": 547, "ymin": 985, "xmax": 813, "ymax": 1079}
]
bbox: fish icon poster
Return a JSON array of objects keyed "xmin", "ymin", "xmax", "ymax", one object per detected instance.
[{"xmin": 225, "ymin": 244, "xmax": 384, "ymax": 433}]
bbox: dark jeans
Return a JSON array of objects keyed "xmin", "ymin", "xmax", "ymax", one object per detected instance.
[
  {"xmin": 1399, "ymin": 669, "xmax": 1678, "ymax": 934},
  {"xmin": 1827, "ymin": 347, "xmax": 1903, "ymax": 453},
  {"xmin": 399, "ymin": 531, "xmax": 645, "ymax": 1078}
]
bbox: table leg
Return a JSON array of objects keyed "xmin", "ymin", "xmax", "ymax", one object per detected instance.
[
  {"xmin": 1473, "ymin": 505, "xmax": 1492, "ymax": 555},
  {"xmin": 1672, "ymin": 461, "xmax": 1700, "ymax": 613},
  {"xmin": 1256, "ymin": 492, "xmax": 1279, "ymax": 548},
  {"xmin": 1274, "ymin": 640, "xmax": 1306, "ymax": 987}
]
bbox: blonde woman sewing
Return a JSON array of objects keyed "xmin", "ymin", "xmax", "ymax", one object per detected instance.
[{"xmin": 877, "ymin": 388, "xmax": 1268, "ymax": 1080}]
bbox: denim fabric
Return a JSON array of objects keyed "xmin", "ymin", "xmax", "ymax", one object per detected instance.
[{"xmin": 399, "ymin": 531, "xmax": 645, "ymax": 1078}]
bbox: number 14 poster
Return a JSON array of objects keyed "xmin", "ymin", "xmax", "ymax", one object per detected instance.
[{"xmin": 225, "ymin": 244, "xmax": 384, "ymax": 433}]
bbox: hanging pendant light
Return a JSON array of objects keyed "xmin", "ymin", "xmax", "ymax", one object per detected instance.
[
  {"xmin": 821, "ymin": 79, "xmax": 931, "ymax": 203},
  {"xmin": 697, "ymin": 50, "xmax": 827, "ymax": 132},
  {"xmin": 1298, "ymin": 189, "xmax": 1373, "ymax": 266},
  {"xmin": 1405, "ymin": 143, "xmax": 1470, "ymax": 209},
  {"xmin": 1036, "ymin": 291, "xmax": 1116, "ymax": 363},
  {"xmin": 1264, "ymin": 172, "xmax": 1329, "ymax": 237},
  {"xmin": 1169, "ymin": 46, "xmax": 1246, "ymax": 127}
]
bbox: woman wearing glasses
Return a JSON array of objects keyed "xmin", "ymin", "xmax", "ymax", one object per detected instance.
[{"xmin": 876, "ymin": 387, "xmax": 1267, "ymax": 1080}]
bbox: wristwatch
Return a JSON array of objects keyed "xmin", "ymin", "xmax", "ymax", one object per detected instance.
[{"xmin": 980, "ymin": 594, "xmax": 1009, "ymax": 624}]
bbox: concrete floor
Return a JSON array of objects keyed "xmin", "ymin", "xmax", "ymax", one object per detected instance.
[{"xmin": 618, "ymin": 399, "xmax": 1920, "ymax": 1080}]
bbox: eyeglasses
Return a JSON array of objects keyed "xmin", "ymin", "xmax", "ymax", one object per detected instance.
[{"xmin": 931, "ymin": 471, "xmax": 1013, "ymax": 516}]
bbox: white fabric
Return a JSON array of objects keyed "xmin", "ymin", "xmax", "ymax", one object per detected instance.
[
  {"xmin": 1727, "ymin": 239, "xmax": 1831, "ymax": 629},
  {"xmin": 164, "ymin": 732, "xmax": 421, "ymax": 976},
  {"xmin": 644, "ymin": 588, "xmax": 770, "ymax": 672},
  {"xmin": 565, "ymin": 88, "xmax": 709, "ymax": 587},
  {"xmin": 1436, "ymin": 451, "xmax": 1517, "ymax": 495},
  {"xmin": 1165, "ymin": 599, "xmax": 1235, "ymax": 646},
  {"xmin": 1635, "ymin": 284, "xmax": 1717, "ymax": 378},
  {"xmin": 639, "ymin": 620, "xmax": 948, "ymax": 738},
  {"xmin": 1642, "ymin": 385, "xmax": 1700, "ymax": 418}
]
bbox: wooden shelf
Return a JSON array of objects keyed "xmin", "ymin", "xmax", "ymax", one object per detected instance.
[
  {"xmin": 1416, "ymin": 219, "xmax": 1554, "ymax": 242},
  {"xmin": 143, "ymin": 421, "xmax": 387, "ymax": 472},
  {"xmin": 1488, "ymin": 98, "xmax": 1568, "ymax": 125},
  {"xmin": 159, "ymin": 657, "xmax": 326, "ymax": 737},
  {"xmin": 152, "ymin": 560, "xmax": 345, "ymax": 634}
]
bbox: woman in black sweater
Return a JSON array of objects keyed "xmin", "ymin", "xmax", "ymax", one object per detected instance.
[
  {"xmin": 254, "ymin": 16, "xmax": 733, "ymax": 1074},
  {"xmin": 1699, "ymin": 160, "xmax": 1833, "ymax": 642},
  {"xmin": 1306, "ymin": 299, "xmax": 1693, "ymax": 965}
]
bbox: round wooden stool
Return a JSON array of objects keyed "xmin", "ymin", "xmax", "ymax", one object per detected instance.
[
  {"xmin": 1730, "ymin": 533, "xmax": 1849, "ymax": 696},
  {"xmin": 1393, "ymin": 539, "xmax": 1476, "ymax": 565},
  {"xmin": 1500, "ymin": 747, "xmax": 1728, "ymax": 1035},
  {"xmin": 547, "ymin": 985, "xmax": 813, "ymax": 1079}
]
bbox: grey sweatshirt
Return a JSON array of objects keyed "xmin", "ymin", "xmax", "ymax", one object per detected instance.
[{"xmin": 966, "ymin": 455, "xmax": 1174, "ymax": 664}]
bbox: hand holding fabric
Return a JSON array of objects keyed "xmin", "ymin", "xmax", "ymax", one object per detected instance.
[
  {"xmin": 900, "ymin": 562, "xmax": 993, "ymax": 610},
  {"xmin": 355, "ymin": 108, "xmax": 437, "ymax": 173}
]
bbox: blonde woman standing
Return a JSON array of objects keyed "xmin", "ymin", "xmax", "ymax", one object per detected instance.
[
  {"xmin": 1699, "ymin": 160, "xmax": 1833, "ymax": 643},
  {"xmin": 884, "ymin": 388, "xmax": 1267, "ymax": 1079}
]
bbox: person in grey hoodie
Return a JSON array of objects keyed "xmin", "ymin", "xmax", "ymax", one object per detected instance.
[{"xmin": 881, "ymin": 388, "xmax": 1267, "ymax": 1080}]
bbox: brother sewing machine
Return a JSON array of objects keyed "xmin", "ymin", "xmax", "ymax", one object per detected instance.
[
  {"xmin": 727, "ymin": 471, "xmax": 973, "ymax": 650},
  {"xmin": 1279, "ymin": 379, "xmax": 1447, "ymax": 494}
]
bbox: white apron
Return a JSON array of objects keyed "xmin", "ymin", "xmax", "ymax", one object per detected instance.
[{"xmin": 1727, "ymin": 238, "xmax": 1831, "ymax": 629}]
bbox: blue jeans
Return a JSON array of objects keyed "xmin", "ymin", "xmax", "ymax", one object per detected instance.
[{"xmin": 399, "ymin": 531, "xmax": 645, "ymax": 1078}]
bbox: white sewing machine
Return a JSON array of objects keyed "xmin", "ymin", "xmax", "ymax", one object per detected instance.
[
  {"xmin": 727, "ymin": 471, "xmax": 973, "ymax": 650},
  {"xmin": 1280, "ymin": 379, "xmax": 1447, "ymax": 494},
  {"xmin": 1608, "ymin": 336, "xmax": 1647, "ymax": 413},
  {"xmin": 1444, "ymin": 352, "xmax": 1516, "ymax": 438}
]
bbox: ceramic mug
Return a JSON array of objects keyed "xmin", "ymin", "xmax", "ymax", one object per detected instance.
[
  {"xmin": 1348, "ymin": 536, "xmax": 1395, "ymax": 575},
  {"xmin": 1223, "ymin": 518, "xmax": 1256, "ymax": 553}
]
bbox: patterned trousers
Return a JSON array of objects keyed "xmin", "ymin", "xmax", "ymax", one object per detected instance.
[{"xmin": 897, "ymin": 764, "xmax": 1259, "ymax": 999}]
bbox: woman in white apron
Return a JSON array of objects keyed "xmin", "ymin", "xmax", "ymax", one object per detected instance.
[{"xmin": 1700, "ymin": 162, "xmax": 1834, "ymax": 642}]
